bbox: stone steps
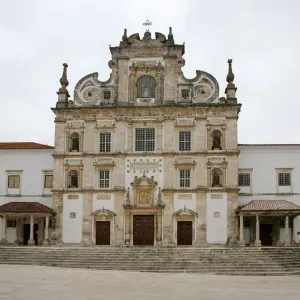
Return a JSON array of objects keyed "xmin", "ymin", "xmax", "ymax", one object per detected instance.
[{"xmin": 0, "ymin": 247, "xmax": 300, "ymax": 275}]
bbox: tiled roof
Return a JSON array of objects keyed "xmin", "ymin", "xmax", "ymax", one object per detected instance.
[
  {"xmin": 239, "ymin": 144, "xmax": 300, "ymax": 146},
  {"xmin": 240, "ymin": 200, "xmax": 300, "ymax": 212},
  {"xmin": 0, "ymin": 142, "xmax": 53, "ymax": 149},
  {"xmin": 0, "ymin": 202, "xmax": 54, "ymax": 214}
]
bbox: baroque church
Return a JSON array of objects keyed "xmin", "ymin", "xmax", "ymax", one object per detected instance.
[{"xmin": 52, "ymin": 26, "xmax": 241, "ymax": 246}]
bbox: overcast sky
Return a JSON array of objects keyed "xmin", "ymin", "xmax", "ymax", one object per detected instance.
[{"xmin": 1, "ymin": 0, "xmax": 299, "ymax": 146}]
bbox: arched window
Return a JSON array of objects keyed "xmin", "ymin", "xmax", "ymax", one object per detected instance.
[
  {"xmin": 70, "ymin": 132, "xmax": 79, "ymax": 152},
  {"xmin": 212, "ymin": 168, "xmax": 222, "ymax": 187},
  {"xmin": 211, "ymin": 130, "xmax": 221, "ymax": 150},
  {"xmin": 137, "ymin": 75, "xmax": 155, "ymax": 98},
  {"xmin": 69, "ymin": 170, "xmax": 78, "ymax": 188}
]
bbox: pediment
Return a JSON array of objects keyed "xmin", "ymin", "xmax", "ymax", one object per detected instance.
[
  {"xmin": 173, "ymin": 206, "xmax": 198, "ymax": 217},
  {"xmin": 131, "ymin": 173, "xmax": 157, "ymax": 188}
]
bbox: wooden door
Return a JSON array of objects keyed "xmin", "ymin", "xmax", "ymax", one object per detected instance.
[
  {"xmin": 177, "ymin": 221, "xmax": 193, "ymax": 245},
  {"xmin": 260, "ymin": 224, "xmax": 273, "ymax": 246},
  {"xmin": 96, "ymin": 221, "xmax": 110, "ymax": 245},
  {"xmin": 133, "ymin": 215, "xmax": 154, "ymax": 245}
]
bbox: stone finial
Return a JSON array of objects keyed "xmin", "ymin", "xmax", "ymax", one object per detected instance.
[
  {"xmin": 143, "ymin": 30, "xmax": 152, "ymax": 40},
  {"xmin": 122, "ymin": 28, "xmax": 128, "ymax": 41},
  {"xmin": 167, "ymin": 26, "xmax": 174, "ymax": 45},
  {"xmin": 157, "ymin": 187, "xmax": 162, "ymax": 206},
  {"xmin": 225, "ymin": 59, "xmax": 237, "ymax": 103},
  {"xmin": 57, "ymin": 63, "xmax": 70, "ymax": 106},
  {"xmin": 126, "ymin": 188, "xmax": 131, "ymax": 206}
]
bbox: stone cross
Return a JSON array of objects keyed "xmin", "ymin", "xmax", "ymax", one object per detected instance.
[{"xmin": 142, "ymin": 19, "xmax": 152, "ymax": 32}]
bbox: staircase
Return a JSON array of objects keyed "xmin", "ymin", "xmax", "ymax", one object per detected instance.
[{"xmin": 0, "ymin": 247, "xmax": 300, "ymax": 276}]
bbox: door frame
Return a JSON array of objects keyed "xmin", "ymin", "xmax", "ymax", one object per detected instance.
[
  {"xmin": 173, "ymin": 215, "xmax": 197, "ymax": 246},
  {"xmin": 92, "ymin": 215, "xmax": 114, "ymax": 246},
  {"xmin": 95, "ymin": 221, "xmax": 111, "ymax": 245}
]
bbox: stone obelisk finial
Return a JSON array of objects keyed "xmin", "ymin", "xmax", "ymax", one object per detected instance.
[
  {"xmin": 225, "ymin": 59, "xmax": 237, "ymax": 104},
  {"xmin": 56, "ymin": 63, "xmax": 70, "ymax": 107}
]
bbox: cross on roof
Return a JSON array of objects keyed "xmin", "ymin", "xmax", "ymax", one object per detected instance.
[{"xmin": 142, "ymin": 19, "xmax": 152, "ymax": 32}]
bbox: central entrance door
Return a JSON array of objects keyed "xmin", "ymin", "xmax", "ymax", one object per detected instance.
[
  {"xmin": 133, "ymin": 215, "xmax": 154, "ymax": 245},
  {"xmin": 177, "ymin": 221, "xmax": 193, "ymax": 245},
  {"xmin": 260, "ymin": 224, "xmax": 273, "ymax": 246},
  {"xmin": 96, "ymin": 221, "xmax": 110, "ymax": 245}
]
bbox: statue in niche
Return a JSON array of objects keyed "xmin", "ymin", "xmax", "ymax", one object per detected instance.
[
  {"xmin": 212, "ymin": 130, "xmax": 222, "ymax": 150},
  {"xmin": 212, "ymin": 169, "xmax": 222, "ymax": 187}
]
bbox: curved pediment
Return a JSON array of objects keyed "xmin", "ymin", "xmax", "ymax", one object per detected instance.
[
  {"xmin": 131, "ymin": 172, "xmax": 157, "ymax": 187},
  {"xmin": 92, "ymin": 207, "xmax": 116, "ymax": 217}
]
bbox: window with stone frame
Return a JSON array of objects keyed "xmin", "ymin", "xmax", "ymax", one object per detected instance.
[
  {"xmin": 181, "ymin": 89, "xmax": 190, "ymax": 101},
  {"xmin": 135, "ymin": 128, "xmax": 155, "ymax": 151},
  {"xmin": 179, "ymin": 169, "xmax": 191, "ymax": 188},
  {"xmin": 99, "ymin": 170, "xmax": 110, "ymax": 188},
  {"xmin": 69, "ymin": 170, "xmax": 78, "ymax": 188},
  {"xmin": 137, "ymin": 75, "xmax": 155, "ymax": 98},
  {"xmin": 44, "ymin": 175, "xmax": 53, "ymax": 188},
  {"xmin": 100, "ymin": 133, "xmax": 111, "ymax": 152},
  {"xmin": 70, "ymin": 132, "xmax": 80, "ymax": 152},
  {"xmin": 278, "ymin": 173, "xmax": 291, "ymax": 186},
  {"xmin": 103, "ymin": 90, "xmax": 111, "ymax": 100},
  {"xmin": 8, "ymin": 175, "xmax": 20, "ymax": 188},
  {"xmin": 238, "ymin": 173, "xmax": 251, "ymax": 186},
  {"xmin": 179, "ymin": 131, "xmax": 191, "ymax": 151}
]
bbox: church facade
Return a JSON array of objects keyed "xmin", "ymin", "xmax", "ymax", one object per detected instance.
[{"xmin": 52, "ymin": 27, "xmax": 241, "ymax": 246}]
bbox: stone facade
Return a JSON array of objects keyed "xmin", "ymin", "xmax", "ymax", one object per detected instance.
[{"xmin": 52, "ymin": 27, "xmax": 241, "ymax": 246}]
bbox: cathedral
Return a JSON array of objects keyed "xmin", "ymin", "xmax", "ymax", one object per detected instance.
[{"xmin": 52, "ymin": 26, "xmax": 241, "ymax": 246}]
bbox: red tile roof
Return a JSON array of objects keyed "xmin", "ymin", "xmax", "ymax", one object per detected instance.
[
  {"xmin": 0, "ymin": 202, "xmax": 54, "ymax": 214},
  {"xmin": 240, "ymin": 200, "xmax": 300, "ymax": 212},
  {"xmin": 0, "ymin": 142, "xmax": 53, "ymax": 150},
  {"xmin": 239, "ymin": 144, "xmax": 300, "ymax": 146}
]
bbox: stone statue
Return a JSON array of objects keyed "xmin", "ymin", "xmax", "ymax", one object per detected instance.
[{"xmin": 212, "ymin": 136, "xmax": 221, "ymax": 150}]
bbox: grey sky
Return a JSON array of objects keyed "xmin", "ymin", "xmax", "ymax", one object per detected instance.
[{"xmin": 1, "ymin": 0, "xmax": 299, "ymax": 146}]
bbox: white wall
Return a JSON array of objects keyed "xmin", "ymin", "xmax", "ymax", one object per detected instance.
[
  {"xmin": 173, "ymin": 193, "xmax": 196, "ymax": 212},
  {"xmin": 62, "ymin": 194, "xmax": 83, "ymax": 243},
  {"xmin": 206, "ymin": 193, "xmax": 228, "ymax": 244},
  {"xmin": 0, "ymin": 149, "xmax": 53, "ymax": 241},
  {"xmin": 93, "ymin": 193, "xmax": 115, "ymax": 212},
  {"xmin": 238, "ymin": 145, "xmax": 300, "ymax": 243}
]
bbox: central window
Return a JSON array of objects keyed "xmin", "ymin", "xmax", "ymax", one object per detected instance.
[
  {"xmin": 278, "ymin": 173, "xmax": 291, "ymax": 186},
  {"xmin": 238, "ymin": 173, "xmax": 250, "ymax": 186},
  {"xmin": 100, "ymin": 133, "xmax": 111, "ymax": 152},
  {"xmin": 137, "ymin": 75, "xmax": 155, "ymax": 98},
  {"xmin": 8, "ymin": 175, "xmax": 20, "ymax": 188},
  {"xmin": 99, "ymin": 170, "xmax": 110, "ymax": 188},
  {"xmin": 180, "ymin": 169, "xmax": 191, "ymax": 188},
  {"xmin": 179, "ymin": 131, "xmax": 191, "ymax": 151},
  {"xmin": 135, "ymin": 128, "xmax": 155, "ymax": 151}
]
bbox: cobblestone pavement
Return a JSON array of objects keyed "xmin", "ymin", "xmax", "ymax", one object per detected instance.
[{"xmin": 0, "ymin": 265, "xmax": 299, "ymax": 300}]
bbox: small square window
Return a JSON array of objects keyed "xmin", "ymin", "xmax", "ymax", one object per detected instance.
[
  {"xmin": 8, "ymin": 175, "xmax": 20, "ymax": 188},
  {"xmin": 181, "ymin": 89, "xmax": 190, "ymax": 100},
  {"xmin": 99, "ymin": 170, "xmax": 110, "ymax": 188},
  {"xmin": 278, "ymin": 173, "xmax": 291, "ymax": 186},
  {"xmin": 7, "ymin": 220, "xmax": 16, "ymax": 227},
  {"xmin": 103, "ymin": 91, "xmax": 111, "ymax": 100},
  {"xmin": 179, "ymin": 131, "xmax": 191, "ymax": 151},
  {"xmin": 44, "ymin": 175, "xmax": 53, "ymax": 188},
  {"xmin": 238, "ymin": 173, "xmax": 250, "ymax": 186},
  {"xmin": 180, "ymin": 169, "xmax": 191, "ymax": 188}
]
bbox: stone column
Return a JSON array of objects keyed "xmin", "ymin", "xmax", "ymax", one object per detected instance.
[
  {"xmin": 124, "ymin": 211, "xmax": 131, "ymax": 245},
  {"xmin": 221, "ymin": 126, "xmax": 226, "ymax": 150},
  {"xmin": 156, "ymin": 212, "xmax": 162, "ymax": 246},
  {"xmin": 157, "ymin": 125, "xmax": 163, "ymax": 152},
  {"xmin": 0, "ymin": 215, "xmax": 7, "ymax": 244},
  {"xmin": 14, "ymin": 219, "xmax": 20, "ymax": 245},
  {"xmin": 28, "ymin": 215, "xmax": 35, "ymax": 246},
  {"xmin": 254, "ymin": 214, "xmax": 261, "ymax": 246},
  {"xmin": 239, "ymin": 214, "xmax": 245, "ymax": 246},
  {"xmin": 283, "ymin": 215, "xmax": 291, "ymax": 246},
  {"xmin": 43, "ymin": 216, "xmax": 50, "ymax": 245},
  {"xmin": 127, "ymin": 124, "xmax": 133, "ymax": 151}
]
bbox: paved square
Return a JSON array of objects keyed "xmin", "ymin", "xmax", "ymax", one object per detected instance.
[{"xmin": 0, "ymin": 265, "xmax": 299, "ymax": 300}]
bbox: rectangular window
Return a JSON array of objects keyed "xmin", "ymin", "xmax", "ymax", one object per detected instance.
[
  {"xmin": 44, "ymin": 175, "xmax": 53, "ymax": 188},
  {"xmin": 7, "ymin": 220, "xmax": 16, "ymax": 227},
  {"xmin": 278, "ymin": 173, "xmax": 291, "ymax": 186},
  {"xmin": 135, "ymin": 128, "xmax": 155, "ymax": 151},
  {"xmin": 100, "ymin": 133, "xmax": 111, "ymax": 152},
  {"xmin": 238, "ymin": 173, "xmax": 251, "ymax": 186},
  {"xmin": 99, "ymin": 170, "xmax": 110, "ymax": 188},
  {"xmin": 180, "ymin": 169, "xmax": 191, "ymax": 188},
  {"xmin": 179, "ymin": 131, "xmax": 191, "ymax": 151},
  {"xmin": 181, "ymin": 89, "xmax": 190, "ymax": 100},
  {"xmin": 8, "ymin": 175, "xmax": 20, "ymax": 188},
  {"xmin": 103, "ymin": 91, "xmax": 111, "ymax": 100}
]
